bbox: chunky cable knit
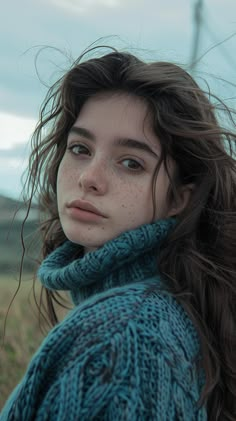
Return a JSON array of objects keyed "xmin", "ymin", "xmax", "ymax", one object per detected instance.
[{"xmin": 0, "ymin": 218, "xmax": 207, "ymax": 420}]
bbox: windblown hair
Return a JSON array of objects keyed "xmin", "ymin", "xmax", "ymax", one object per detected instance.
[{"xmin": 24, "ymin": 47, "xmax": 236, "ymax": 420}]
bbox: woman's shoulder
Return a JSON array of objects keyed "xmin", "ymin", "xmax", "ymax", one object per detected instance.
[
  {"xmin": 63, "ymin": 277, "xmax": 201, "ymax": 360},
  {"xmin": 1, "ymin": 278, "xmax": 205, "ymax": 420}
]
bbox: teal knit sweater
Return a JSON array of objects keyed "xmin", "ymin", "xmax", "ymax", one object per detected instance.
[{"xmin": 1, "ymin": 218, "xmax": 207, "ymax": 420}]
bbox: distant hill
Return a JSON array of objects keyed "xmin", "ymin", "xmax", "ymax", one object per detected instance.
[
  {"xmin": 0, "ymin": 194, "xmax": 38, "ymax": 223},
  {"xmin": 0, "ymin": 195, "xmax": 40, "ymax": 275}
]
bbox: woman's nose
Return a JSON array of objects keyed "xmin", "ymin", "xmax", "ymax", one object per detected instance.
[{"xmin": 78, "ymin": 159, "xmax": 108, "ymax": 195}]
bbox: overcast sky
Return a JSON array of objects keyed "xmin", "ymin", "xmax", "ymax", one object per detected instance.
[{"xmin": 1, "ymin": 0, "xmax": 236, "ymax": 198}]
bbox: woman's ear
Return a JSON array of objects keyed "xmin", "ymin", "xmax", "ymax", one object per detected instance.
[{"xmin": 167, "ymin": 183, "xmax": 195, "ymax": 217}]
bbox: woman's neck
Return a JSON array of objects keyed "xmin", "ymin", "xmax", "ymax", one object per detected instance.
[{"xmin": 38, "ymin": 218, "xmax": 176, "ymax": 305}]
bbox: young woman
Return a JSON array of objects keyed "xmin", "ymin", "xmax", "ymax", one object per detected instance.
[{"xmin": 1, "ymin": 48, "xmax": 236, "ymax": 420}]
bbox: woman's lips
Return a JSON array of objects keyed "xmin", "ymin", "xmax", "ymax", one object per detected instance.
[{"xmin": 66, "ymin": 199, "xmax": 107, "ymax": 222}]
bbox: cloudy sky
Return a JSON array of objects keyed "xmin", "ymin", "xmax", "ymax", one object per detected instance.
[{"xmin": 1, "ymin": 0, "xmax": 236, "ymax": 198}]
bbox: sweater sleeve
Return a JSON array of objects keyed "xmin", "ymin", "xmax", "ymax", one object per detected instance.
[{"xmin": 0, "ymin": 284, "xmax": 207, "ymax": 421}]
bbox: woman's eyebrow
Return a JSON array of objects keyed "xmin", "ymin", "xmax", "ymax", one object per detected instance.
[
  {"xmin": 69, "ymin": 126, "xmax": 95, "ymax": 140},
  {"xmin": 69, "ymin": 126, "xmax": 159, "ymax": 159},
  {"xmin": 116, "ymin": 138, "xmax": 159, "ymax": 159}
]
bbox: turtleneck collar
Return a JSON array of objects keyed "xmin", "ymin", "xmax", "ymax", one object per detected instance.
[{"xmin": 38, "ymin": 218, "xmax": 176, "ymax": 305}]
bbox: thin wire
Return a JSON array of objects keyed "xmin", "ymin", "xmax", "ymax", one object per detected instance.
[
  {"xmin": 202, "ymin": 18, "xmax": 236, "ymax": 72},
  {"xmin": 191, "ymin": 31, "xmax": 236, "ymax": 69}
]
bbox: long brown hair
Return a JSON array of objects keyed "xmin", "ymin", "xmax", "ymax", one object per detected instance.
[{"xmin": 23, "ymin": 47, "xmax": 236, "ymax": 420}]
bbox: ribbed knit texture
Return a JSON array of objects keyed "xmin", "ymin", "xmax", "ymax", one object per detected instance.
[{"xmin": 0, "ymin": 218, "xmax": 207, "ymax": 420}]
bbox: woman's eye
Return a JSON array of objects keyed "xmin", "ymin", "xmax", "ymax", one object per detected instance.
[
  {"xmin": 68, "ymin": 144, "xmax": 90, "ymax": 155},
  {"xmin": 122, "ymin": 159, "xmax": 143, "ymax": 171}
]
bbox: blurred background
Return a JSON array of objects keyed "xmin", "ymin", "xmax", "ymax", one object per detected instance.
[{"xmin": 0, "ymin": 0, "xmax": 236, "ymax": 407}]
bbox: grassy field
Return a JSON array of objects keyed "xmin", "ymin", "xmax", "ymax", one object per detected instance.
[{"xmin": 0, "ymin": 275, "xmax": 68, "ymax": 410}]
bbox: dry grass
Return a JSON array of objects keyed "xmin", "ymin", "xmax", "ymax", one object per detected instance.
[{"xmin": 0, "ymin": 275, "xmax": 69, "ymax": 410}]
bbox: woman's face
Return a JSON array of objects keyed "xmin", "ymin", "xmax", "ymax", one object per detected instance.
[{"xmin": 57, "ymin": 92, "xmax": 181, "ymax": 252}]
